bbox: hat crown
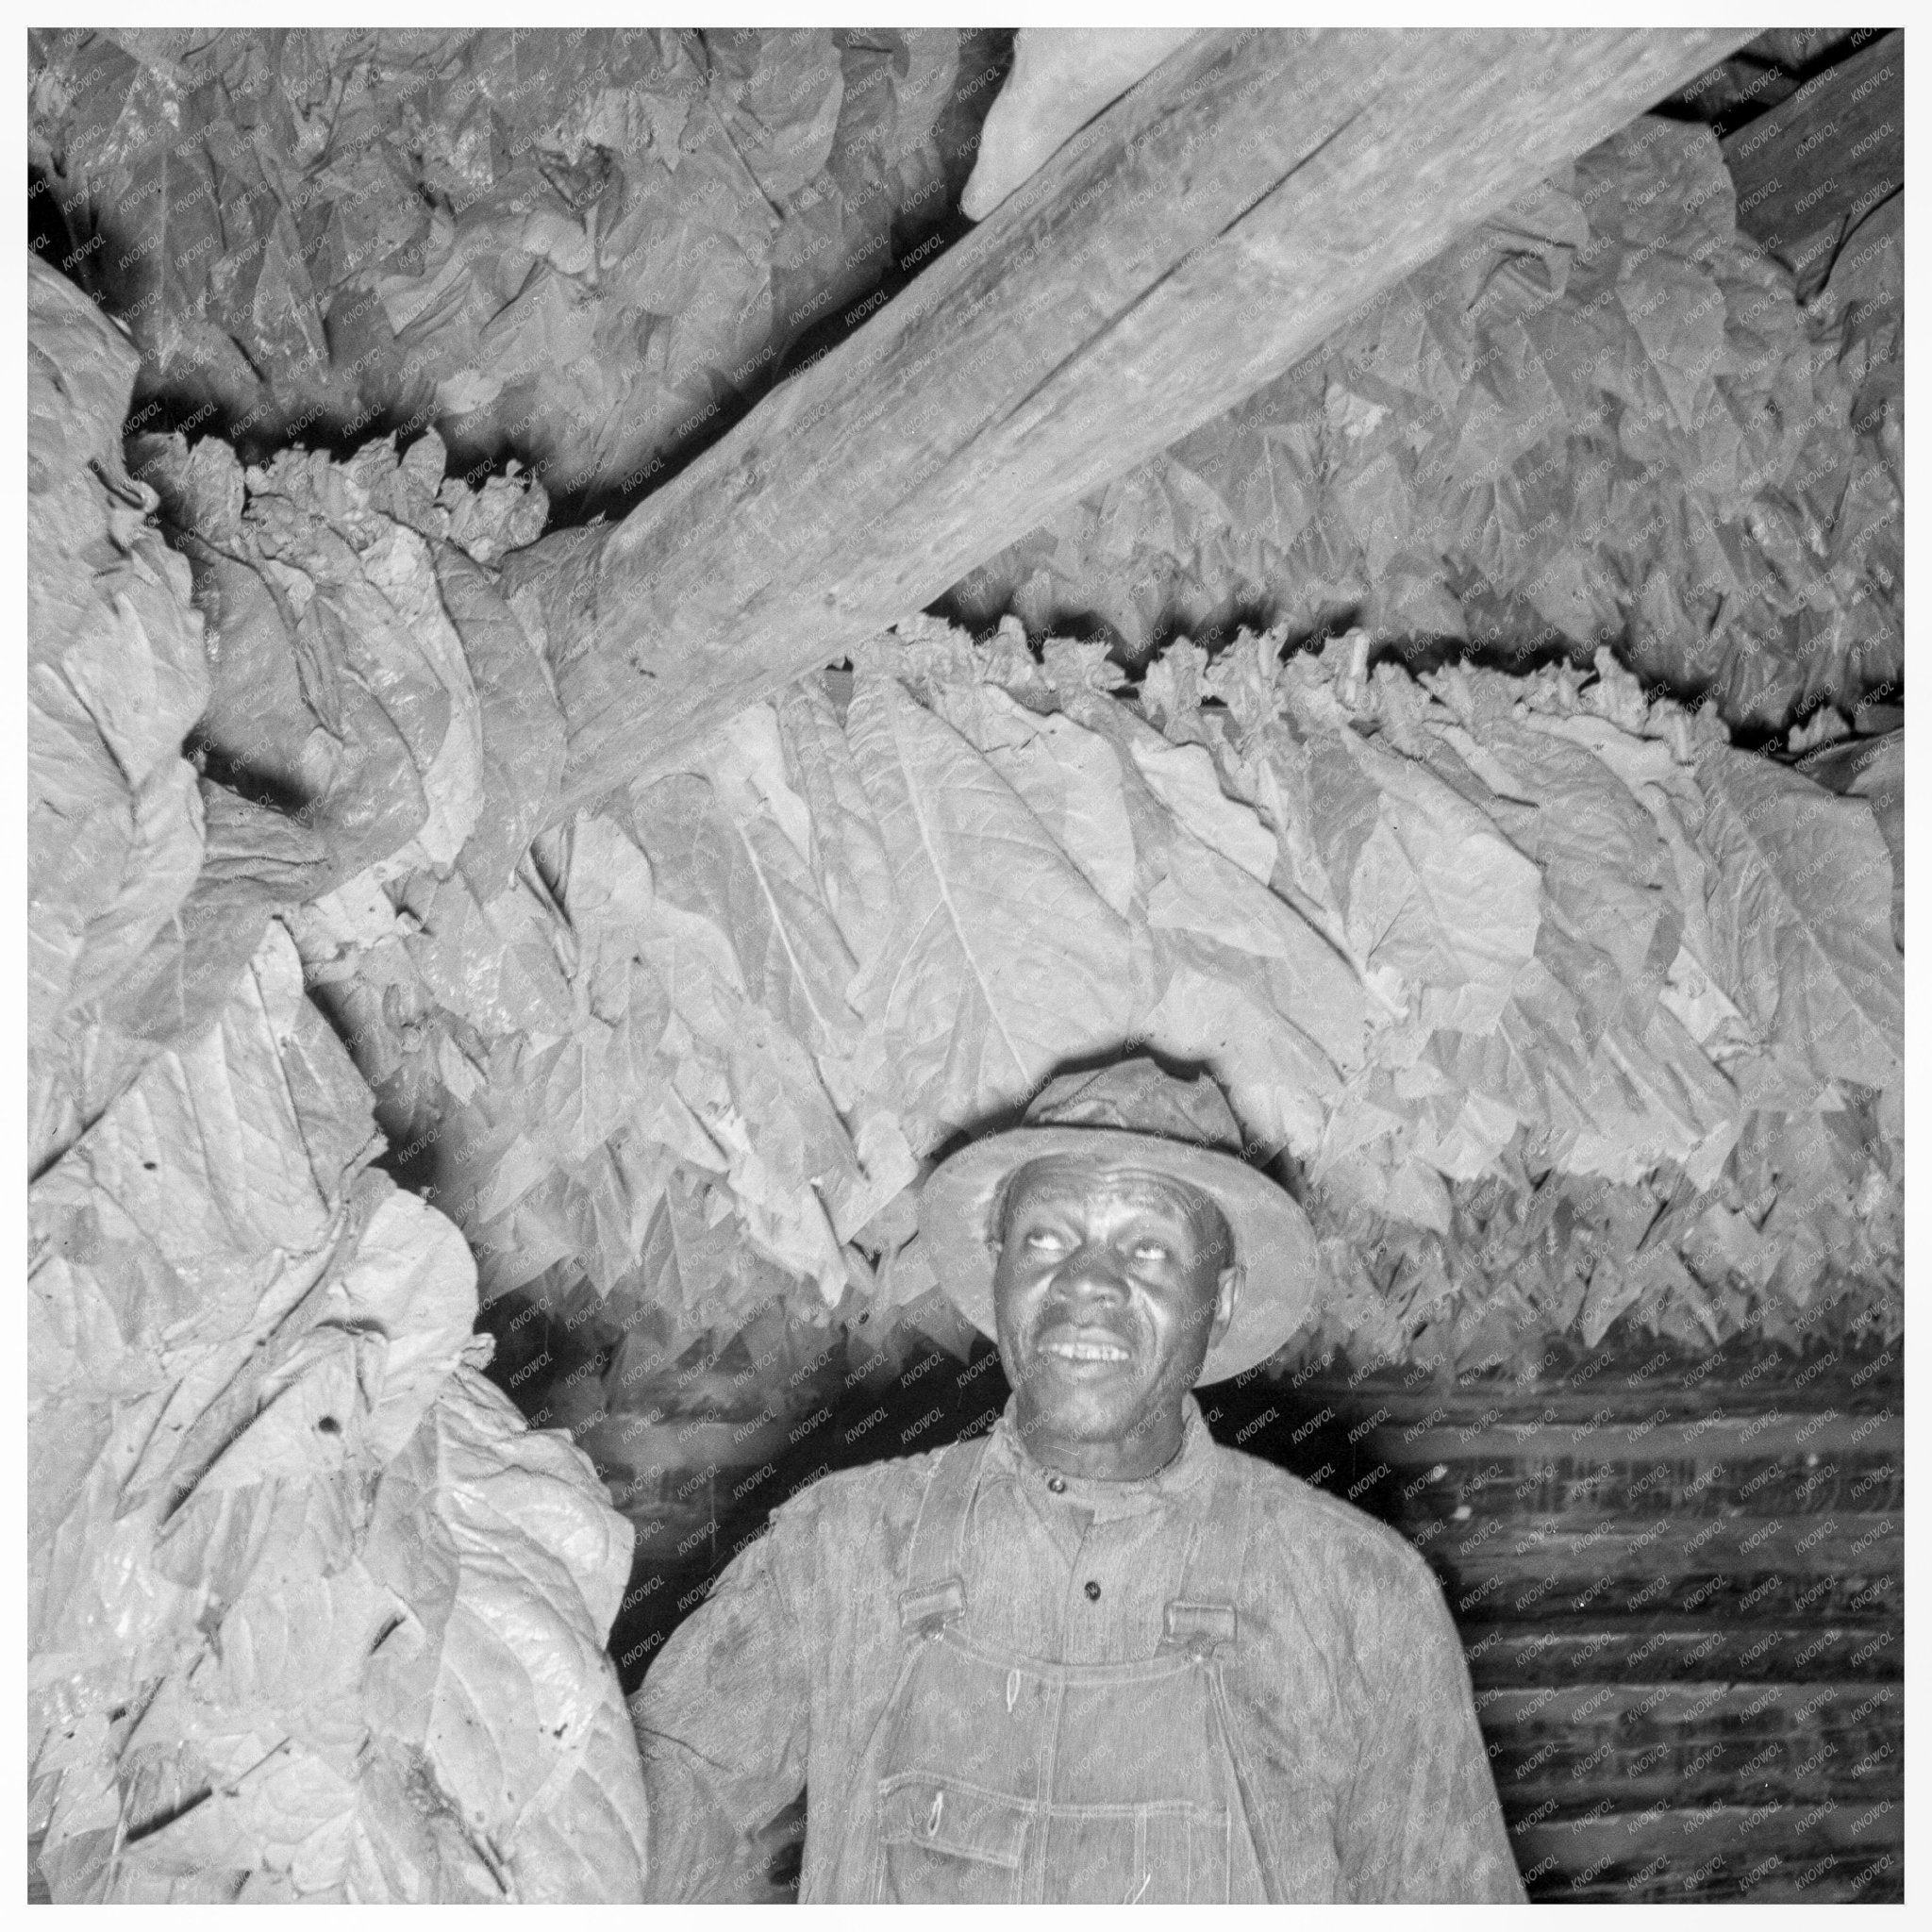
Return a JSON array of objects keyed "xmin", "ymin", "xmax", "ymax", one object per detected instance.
[{"xmin": 1023, "ymin": 1058, "xmax": 1245, "ymax": 1156}]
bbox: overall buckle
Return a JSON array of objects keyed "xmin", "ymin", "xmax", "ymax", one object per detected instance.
[
  {"xmin": 899, "ymin": 1575, "xmax": 967, "ymax": 1638},
  {"xmin": 1162, "ymin": 1599, "xmax": 1237, "ymax": 1657}
]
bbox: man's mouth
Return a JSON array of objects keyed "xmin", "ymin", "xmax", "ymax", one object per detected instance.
[{"xmin": 1037, "ymin": 1328, "xmax": 1133, "ymax": 1366}]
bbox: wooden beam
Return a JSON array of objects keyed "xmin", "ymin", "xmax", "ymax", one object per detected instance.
[
  {"xmin": 506, "ymin": 28, "xmax": 1751, "ymax": 823},
  {"xmin": 1721, "ymin": 29, "xmax": 1902, "ymax": 300}
]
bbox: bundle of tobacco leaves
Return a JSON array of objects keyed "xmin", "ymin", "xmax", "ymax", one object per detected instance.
[
  {"xmin": 280, "ymin": 600, "xmax": 1899, "ymax": 1382},
  {"xmin": 947, "ymin": 116, "xmax": 1903, "ymax": 737},
  {"xmin": 28, "ymin": 26, "xmax": 1003, "ymax": 510},
  {"xmin": 29, "ymin": 258, "xmax": 647, "ymax": 1904}
]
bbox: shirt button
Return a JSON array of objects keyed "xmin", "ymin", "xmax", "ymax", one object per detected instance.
[
  {"xmin": 1046, "ymin": 1474, "xmax": 1067, "ymax": 1494},
  {"xmin": 1084, "ymin": 1580, "xmax": 1102, "ymax": 1602}
]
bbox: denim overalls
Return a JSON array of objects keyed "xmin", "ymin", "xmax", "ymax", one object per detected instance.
[{"xmin": 823, "ymin": 1432, "xmax": 1280, "ymax": 1904}]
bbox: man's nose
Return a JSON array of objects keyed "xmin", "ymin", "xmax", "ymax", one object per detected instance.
[{"xmin": 1052, "ymin": 1241, "xmax": 1129, "ymax": 1301}]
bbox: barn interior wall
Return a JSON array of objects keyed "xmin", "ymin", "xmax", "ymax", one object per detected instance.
[{"xmin": 25, "ymin": 24, "xmax": 1907, "ymax": 1907}]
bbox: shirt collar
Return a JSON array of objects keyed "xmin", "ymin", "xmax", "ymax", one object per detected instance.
[{"xmin": 983, "ymin": 1389, "xmax": 1219, "ymax": 1518}]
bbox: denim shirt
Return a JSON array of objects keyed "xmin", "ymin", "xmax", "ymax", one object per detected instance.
[{"xmin": 631, "ymin": 1391, "xmax": 1526, "ymax": 1903}]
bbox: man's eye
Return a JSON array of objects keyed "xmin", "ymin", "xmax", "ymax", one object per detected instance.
[
  {"xmin": 1132, "ymin": 1242, "xmax": 1170, "ymax": 1262},
  {"xmin": 1024, "ymin": 1230, "xmax": 1066, "ymax": 1251}
]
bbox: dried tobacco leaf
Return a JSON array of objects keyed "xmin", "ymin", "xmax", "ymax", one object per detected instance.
[
  {"xmin": 28, "ymin": 262, "xmax": 214, "ymax": 1174},
  {"xmin": 843, "ymin": 661, "xmax": 1136, "ymax": 1142},
  {"xmin": 631, "ymin": 772, "xmax": 861, "ymax": 1063},
  {"xmin": 1692, "ymin": 742, "xmax": 1904, "ymax": 1092}
]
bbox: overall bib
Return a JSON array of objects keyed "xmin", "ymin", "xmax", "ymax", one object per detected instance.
[{"xmin": 860, "ymin": 1434, "xmax": 1280, "ymax": 1904}]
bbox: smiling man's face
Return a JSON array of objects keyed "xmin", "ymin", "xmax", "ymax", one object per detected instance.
[{"xmin": 990, "ymin": 1153, "xmax": 1241, "ymax": 1480}]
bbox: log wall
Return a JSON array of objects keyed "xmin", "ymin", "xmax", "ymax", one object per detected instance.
[{"xmin": 1261, "ymin": 1333, "xmax": 1904, "ymax": 1903}]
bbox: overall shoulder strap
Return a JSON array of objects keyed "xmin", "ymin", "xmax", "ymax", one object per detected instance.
[
  {"xmin": 897, "ymin": 1433, "xmax": 990, "ymax": 1635},
  {"xmin": 1161, "ymin": 1452, "xmax": 1256, "ymax": 1655}
]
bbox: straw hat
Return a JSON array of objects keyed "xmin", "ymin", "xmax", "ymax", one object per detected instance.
[{"xmin": 917, "ymin": 1059, "xmax": 1321, "ymax": 1385}]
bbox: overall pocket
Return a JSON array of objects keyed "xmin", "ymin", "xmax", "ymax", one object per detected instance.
[
  {"xmin": 873, "ymin": 1775, "xmax": 1030, "ymax": 1904},
  {"xmin": 1043, "ymin": 1799, "xmax": 1231, "ymax": 1904}
]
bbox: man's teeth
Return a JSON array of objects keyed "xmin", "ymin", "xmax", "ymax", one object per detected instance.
[{"xmin": 1043, "ymin": 1340, "xmax": 1129, "ymax": 1361}]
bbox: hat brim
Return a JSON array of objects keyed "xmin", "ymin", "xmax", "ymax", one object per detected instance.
[{"xmin": 917, "ymin": 1125, "xmax": 1321, "ymax": 1385}]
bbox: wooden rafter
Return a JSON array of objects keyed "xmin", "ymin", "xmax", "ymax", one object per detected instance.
[{"xmin": 506, "ymin": 27, "xmax": 1752, "ymax": 824}]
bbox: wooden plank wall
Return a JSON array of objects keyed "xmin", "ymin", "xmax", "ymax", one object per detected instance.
[
  {"xmin": 1232, "ymin": 1327, "xmax": 1904, "ymax": 1904},
  {"xmin": 590, "ymin": 1317, "xmax": 1901, "ymax": 1904}
]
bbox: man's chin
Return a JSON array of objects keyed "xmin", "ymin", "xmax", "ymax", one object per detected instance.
[{"xmin": 1018, "ymin": 1372, "xmax": 1144, "ymax": 1440}]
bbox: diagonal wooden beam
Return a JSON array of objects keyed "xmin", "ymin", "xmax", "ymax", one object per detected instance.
[
  {"xmin": 506, "ymin": 27, "xmax": 1751, "ymax": 824},
  {"xmin": 1721, "ymin": 28, "xmax": 1902, "ymax": 301}
]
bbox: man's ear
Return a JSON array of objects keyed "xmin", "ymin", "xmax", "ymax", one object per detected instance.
[{"xmin": 1210, "ymin": 1263, "xmax": 1243, "ymax": 1346}]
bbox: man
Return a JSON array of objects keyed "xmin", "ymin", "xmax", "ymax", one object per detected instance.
[{"xmin": 632, "ymin": 1059, "xmax": 1526, "ymax": 1903}]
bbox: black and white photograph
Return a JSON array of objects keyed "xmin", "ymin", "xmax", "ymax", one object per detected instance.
[{"xmin": 23, "ymin": 17, "xmax": 1907, "ymax": 1909}]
